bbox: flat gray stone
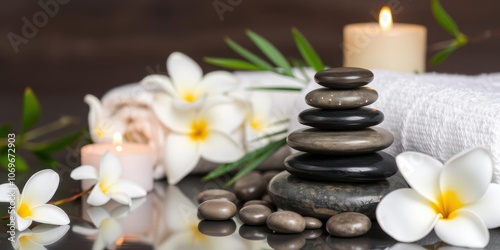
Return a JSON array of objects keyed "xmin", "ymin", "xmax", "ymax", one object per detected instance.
[
  {"xmin": 305, "ymin": 87, "xmax": 378, "ymax": 109},
  {"xmin": 314, "ymin": 67, "xmax": 374, "ymax": 89},
  {"xmin": 267, "ymin": 171, "xmax": 408, "ymax": 220},
  {"xmin": 266, "ymin": 211, "xmax": 306, "ymax": 233},
  {"xmin": 239, "ymin": 204, "xmax": 272, "ymax": 226},
  {"xmin": 197, "ymin": 189, "xmax": 236, "ymax": 204},
  {"xmin": 298, "ymin": 108, "xmax": 384, "ymax": 130},
  {"xmin": 287, "ymin": 128, "xmax": 393, "ymax": 155},
  {"xmin": 198, "ymin": 199, "xmax": 237, "ymax": 221},
  {"xmin": 233, "ymin": 172, "xmax": 267, "ymax": 201}
]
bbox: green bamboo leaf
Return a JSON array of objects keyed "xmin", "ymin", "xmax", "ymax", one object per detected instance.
[
  {"xmin": 31, "ymin": 129, "xmax": 84, "ymax": 153},
  {"xmin": 225, "ymin": 38, "xmax": 276, "ymax": 72},
  {"xmin": 203, "ymin": 147, "xmax": 263, "ymax": 180},
  {"xmin": 431, "ymin": 45, "xmax": 458, "ymax": 65},
  {"xmin": 246, "ymin": 30, "xmax": 293, "ymax": 76},
  {"xmin": 0, "ymin": 153, "xmax": 29, "ymax": 172},
  {"xmin": 247, "ymin": 87, "xmax": 302, "ymax": 92},
  {"xmin": 225, "ymin": 139, "xmax": 286, "ymax": 186},
  {"xmin": 431, "ymin": 0, "xmax": 461, "ymax": 37},
  {"xmin": 22, "ymin": 87, "xmax": 42, "ymax": 133},
  {"xmin": 0, "ymin": 124, "xmax": 11, "ymax": 138},
  {"xmin": 204, "ymin": 57, "xmax": 266, "ymax": 71},
  {"xmin": 291, "ymin": 28, "xmax": 324, "ymax": 72},
  {"xmin": 250, "ymin": 129, "xmax": 288, "ymax": 142}
]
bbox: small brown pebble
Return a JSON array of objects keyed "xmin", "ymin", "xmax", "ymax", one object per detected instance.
[
  {"xmin": 198, "ymin": 200, "xmax": 237, "ymax": 221},
  {"xmin": 266, "ymin": 211, "xmax": 306, "ymax": 234},
  {"xmin": 302, "ymin": 229, "xmax": 323, "ymax": 240},
  {"xmin": 326, "ymin": 212, "xmax": 371, "ymax": 237},
  {"xmin": 197, "ymin": 189, "xmax": 236, "ymax": 204},
  {"xmin": 197, "ymin": 220, "xmax": 236, "ymax": 237},
  {"xmin": 243, "ymin": 200, "xmax": 274, "ymax": 210},
  {"xmin": 304, "ymin": 217, "xmax": 322, "ymax": 229},
  {"xmin": 267, "ymin": 233, "xmax": 306, "ymax": 250},
  {"xmin": 261, "ymin": 194, "xmax": 273, "ymax": 204},
  {"xmin": 233, "ymin": 172, "xmax": 267, "ymax": 201},
  {"xmin": 263, "ymin": 170, "xmax": 280, "ymax": 183},
  {"xmin": 239, "ymin": 204, "xmax": 272, "ymax": 226}
]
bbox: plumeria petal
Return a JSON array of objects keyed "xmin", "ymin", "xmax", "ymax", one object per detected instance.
[
  {"xmin": 87, "ymin": 185, "xmax": 111, "ymax": 206},
  {"xmin": 30, "ymin": 204, "xmax": 70, "ymax": 225},
  {"xmin": 70, "ymin": 166, "xmax": 99, "ymax": 180},
  {"xmin": 167, "ymin": 52, "xmax": 203, "ymax": 91},
  {"xmin": 440, "ymin": 147, "xmax": 492, "ymax": 204},
  {"xmin": 202, "ymin": 99, "xmax": 246, "ymax": 133},
  {"xmin": 376, "ymin": 189, "xmax": 440, "ymax": 242},
  {"xmin": 389, "ymin": 243, "xmax": 427, "ymax": 250},
  {"xmin": 462, "ymin": 183, "xmax": 500, "ymax": 229},
  {"xmin": 200, "ymin": 131, "xmax": 244, "ymax": 163},
  {"xmin": 84, "ymin": 94, "xmax": 104, "ymax": 135},
  {"xmin": 164, "ymin": 133, "xmax": 201, "ymax": 185},
  {"xmin": 29, "ymin": 224, "xmax": 70, "ymax": 245},
  {"xmin": 395, "ymin": 152, "xmax": 443, "ymax": 204},
  {"xmin": 110, "ymin": 192, "xmax": 132, "ymax": 206},
  {"xmin": 99, "ymin": 219, "xmax": 122, "ymax": 247},
  {"xmin": 87, "ymin": 207, "xmax": 111, "ymax": 227},
  {"xmin": 141, "ymin": 74, "xmax": 177, "ymax": 97},
  {"xmin": 16, "ymin": 237, "xmax": 45, "ymax": 250},
  {"xmin": 72, "ymin": 225, "xmax": 99, "ymax": 236},
  {"xmin": 150, "ymin": 93, "xmax": 196, "ymax": 133},
  {"xmin": 99, "ymin": 152, "xmax": 121, "ymax": 186},
  {"xmin": 20, "ymin": 169, "xmax": 59, "ymax": 207},
  {"xmin": 434, "ymin": 210, "xmax": 489, "ymax": 248},
  {"xmin": 107, "ymin": 180, "xmax": 146, "ymax": 198},
  {"xmin": 0, "ymin": 183, "xmax": 18, "ymax": 203},
  {"xmin": 16, "ymin": 213, "xmax": 33, "ymax": 231},
  {"xmin": 200, "ymin": 71, "xmax": 238, "ymax": 96}
]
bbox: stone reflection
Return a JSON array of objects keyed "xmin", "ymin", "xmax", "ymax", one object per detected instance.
[{"xmin": 198, "ymin": 220, "xmax": 237, "ymax": 237}]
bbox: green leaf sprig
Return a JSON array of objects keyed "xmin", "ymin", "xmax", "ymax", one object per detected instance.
[
  {"xmin": 0, "ymin": 88, "xmax": 85, "ymax": 171},
  {"xmin": 430, "ymin": 0, "xmax": 468, "ymax": 65}
]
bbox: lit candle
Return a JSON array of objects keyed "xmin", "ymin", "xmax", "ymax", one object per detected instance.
[
  {"xmin": 80, "ymin": 132, "xmax": 156, "ymax": 191},
  {"xmin": 343, "ymin": 6, "xmax": 427, "ymax": 73}
]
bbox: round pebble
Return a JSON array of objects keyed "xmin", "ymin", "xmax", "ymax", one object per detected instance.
[
  {"xmin": 326, "ymin": 212, "xmax": 371, "ymax": 237},
  {"xmin": 267, "ymin": 234, "xmax": 306, "ymax": 250},
  {"xmin": 314, "ymin": 67, "xmax": 374, "ymax": 89},
  {"xmin": 305, "ymin": 87, "xmax": 378, "ymax": 110},
  {"xmin": 261, "ymin": 194, "xmax": 273, "ymax": 205},
  {"xmin": 197, "ymin": 189, "xmax": 236, "ymax": 204},
  {"xmin": 198, "ymin": 200, "xmax": 237, "ymax": 221},
  {"xmin": 243, "ymin": 200, "xmax": 274, "ymax": 210},
  {"xmin": 233, "ymin": 172, "xmax": 267, "ymax": 201},
  {"xmin": 239, "ymin": 204, "xmax": 272, "ymax": 226},
  {"xmin": 266, "ymin": 211, "xmax": 306, "ymax": 234},
  {"xmin": 302, "ymin": 229, "xmax": 323, "ymax": 240},
  {"xmin": 239, "ymin": 225, "xmax": 272, "ymax": 240},
  {"xmin": 197, "ymin": 220, "xmax": 236, "ymax": 237},
  {"xmin": 304, "ymin": 217, "xmax": 323, "ymax": 229}
]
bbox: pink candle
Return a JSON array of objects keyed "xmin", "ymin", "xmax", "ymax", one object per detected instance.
[{"xmin": 80, "ymin": 133, "xmax": 156, "ymax": 191}]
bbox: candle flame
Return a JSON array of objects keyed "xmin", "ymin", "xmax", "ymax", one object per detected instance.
[
  {"xmin": 379, "ymin": 6, "xmax": 393, "ymax": 32},
  {"xmin": 113, "ymin": 131, "xmax": 123, "ymax": 152}
]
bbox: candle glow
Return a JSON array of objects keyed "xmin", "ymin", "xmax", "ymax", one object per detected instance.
[
  {"xmin": 379, "ymin": 6, "xmax": 393, "ymax": 32},
  {"xmin": 113, "ymin": 131, "xmax": 123, "ymax": 152}
]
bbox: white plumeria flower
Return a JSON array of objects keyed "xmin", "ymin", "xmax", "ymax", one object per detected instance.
[
  {"xmin": 71, "ymin": 152, "xmax": 147, "ymax": 206},
  {"xmin": 0, "ymin": 169, "xmax": 70, "ymax": 231},
  {"xmin": 377, "ymin": 147, "xmax": 500, "ymax": 248},
  {"xmin": 12, "ymin": 224, "xmax": 70, "ymax": 250},
  {"xmin": 85, "ymin": 94, "xmax": 125, "ymax": 143},
  {"xmin": 157, "ymin": 98, "xmax": 246, "ymax": 185},
  {"xmin": 141, "ymin": 52, "xmax": 238, "ymax": 109}
]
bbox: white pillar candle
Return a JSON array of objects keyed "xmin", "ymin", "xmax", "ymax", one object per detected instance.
[
  {"xmin": 343, "ymin": 7, "xmax": 427, "ymax": 73},
  {"xmin": 80, "ymin": 132, "xmax": 156, "ymax": 191}
]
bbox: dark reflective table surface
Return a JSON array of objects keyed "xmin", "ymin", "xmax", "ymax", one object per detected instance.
[{"xmin": 1, "ymin": 171, "xmax": 500, "ymax": 250}]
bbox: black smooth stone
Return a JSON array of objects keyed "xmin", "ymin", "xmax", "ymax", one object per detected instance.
[
  {"xmin": 314, "ymin": 67, "xmax": 374, "ymax": 89},
  {"xmin": 298, "ymin": 108, "xmax": 384, "ymax": 130},
  {"xmin": 268, "ymin": 171, "xmax": 408, "ymax": 220},
  {"xmin": 284, "ymin": 152, "xmax": 397, "ymax": 182}
]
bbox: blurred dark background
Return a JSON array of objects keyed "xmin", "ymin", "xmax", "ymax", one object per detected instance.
[{"xmin": 1, "ymin": 0, "xmax": 500, "ymax": 123}]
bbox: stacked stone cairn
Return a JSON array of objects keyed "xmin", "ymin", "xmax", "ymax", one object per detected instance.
[{"xmin": 268, "ymin": 67, "xmax": 407, "ymax": 222}]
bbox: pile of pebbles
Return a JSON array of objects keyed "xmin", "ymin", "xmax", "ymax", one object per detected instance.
[{"xmin": 196, "ymin": 170, "xmax": 372, "ymax": 246}]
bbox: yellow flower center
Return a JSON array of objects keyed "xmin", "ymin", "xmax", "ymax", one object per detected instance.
[
  {"xmin": 18, "ymin": 235, "xmax": 29, "ymax": 246},
  {"xmin": 189, "ymin": 120, "xmax": 209, "ymax": 141},
  {"xmin": 95, "ymin": 128, "xmax": 105, "ymax": 138},
  {"xmin": 433, "ymin": 190, "xmax": 463, "ymax": 219},
  {"xmin": 249, "ymin": 118, "xmax": 264, "ymax": 132},
  {"xmin": 182, "ymin": 90, "xmax": 201, "ymax": 103},
  {"xmin": 189, "ymin": 222, "xmax": 207, "ymax": 243},
  {"xmin": 17, "ymin": 203, "xmax": 32, "ymax": 218},
  {"xmin": 100, "ymin": 182, "xmax": 110, "ymax": 194}
]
